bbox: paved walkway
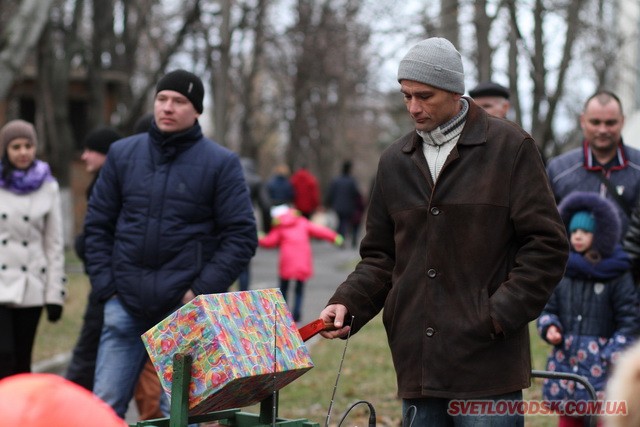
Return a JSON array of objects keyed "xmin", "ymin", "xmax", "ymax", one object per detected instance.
[{"xmin": 35, "ymin": 240, "xmax": 361, "ymax": 424}]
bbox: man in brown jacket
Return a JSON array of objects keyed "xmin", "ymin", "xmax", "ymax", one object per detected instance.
[{"xmin": 319, "ymin": 37, "xmax": 569, "ymax": 426}]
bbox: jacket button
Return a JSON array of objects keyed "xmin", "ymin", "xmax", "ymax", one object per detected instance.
[
  {"xmin": 427, "ymin": 268, "xmax": 437, "ymax": 278},
  {"xmin": 426, "ymin": 327, "xmax": 435, "ymax": 337},
  {"xmin": 23, "ymin": 215, "xmax": 29, "ymax": 222},
  {"xmin": 22, "ymin": 241, "xmax": 28, "ymax": 247},
  {"xmin": 1, "ymin": 213, "xmax": 6, "ymax": 219},
  {"xmin": 21, "ymin": 266, "xmax": 27, "ymax": 272},
  {"xmin": 1, "ymin": 264, "xmax": 5, "ymax": 270},
  {"xmin": 430, "ymin": 207, "xmax": 441, "ymax": 215},
  {"xmin": 41, "ymin": 267, "xmax": 47, "ymax": 274},
  {"xmin": 1, "ymin": 239, "xmax": 6, "ymax": 245}
]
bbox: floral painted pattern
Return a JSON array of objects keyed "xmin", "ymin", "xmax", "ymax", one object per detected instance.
[
  {"xmin": 142, "ymin": 288, "xmax": 314, "ymax": 415},
  {"xmin": 537, "ymin": 316, "xmax": 629, "ymax": 402}
]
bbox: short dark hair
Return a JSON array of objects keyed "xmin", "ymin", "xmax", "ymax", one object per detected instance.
[{"xmin": 583, "ymin": 90, "xmax": 623, "ymax": 115}]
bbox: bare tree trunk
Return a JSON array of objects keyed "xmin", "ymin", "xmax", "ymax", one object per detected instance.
[
  {"xmin": 36, "ymin": 23, "xmax": 75, "ymax": 186},
  {"xmin": 529, "ymin": 0, "xmax": 546, "ymax": 144},
  {"xmin": 473, "ymin": 0, "xmax": 493, "ymax": 83},
  {"xmin": 539, "ymin": 0, "xmax": 586, "ymax": 151},
  {"xmin": 288, "ymin": 0, "xmax": 314, "ymax": 169},
  {"xmin": 0, "ymin": 0, "xmax": 55, "ymax": 99},
  {"xmin": 211, "ymin": 0, "xmax": 232, "ymax": 144},
  {"xmin": 238, "ymin": 0, "xmax": 269, "ymax": 159},
  {"xmin": 508, "ymin": 17, "xmax": 522, "ymax": 126},
  {"xmin": 440, "ymin": 0, "xmax": 459, "ymax": 47},
  {"xmin": 86, "ymin": 0, "xmax": 116, "ymax": 129}
]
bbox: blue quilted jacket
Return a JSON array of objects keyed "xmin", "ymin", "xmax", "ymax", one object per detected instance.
[
  {"xmin": 84, "ymin": 121, "xmax": 257, "ymax": 323},
  {"xmin": 537, "ymin": 192, "xmax": 640, "ymax": 401}
]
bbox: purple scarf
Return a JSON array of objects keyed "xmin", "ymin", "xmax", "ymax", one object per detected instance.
[{"xmin": 0, "ymin": 160, "xmax": 55, "ymax": 194}]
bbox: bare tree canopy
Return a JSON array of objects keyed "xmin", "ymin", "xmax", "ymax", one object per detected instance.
[
  {"xmin": 0, "ymin": 0, "xmax": 634, "ymax": 185},
  {"xmin": 0, "ymin": 0, "xmax": 55, "ymax": 99}
]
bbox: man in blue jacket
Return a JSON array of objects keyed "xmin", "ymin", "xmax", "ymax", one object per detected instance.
[
  {"xmin": 83, "ymin": 69, "xmax": 258, "ymax": 418},
  {"xmin": 547, "ymin": 91, "xmax": 640, "ymax": 235}
]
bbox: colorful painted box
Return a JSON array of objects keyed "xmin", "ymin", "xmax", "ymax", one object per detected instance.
[{"xmin": 141, "ymin": 288, "xmax": 314, "ymax": 414}]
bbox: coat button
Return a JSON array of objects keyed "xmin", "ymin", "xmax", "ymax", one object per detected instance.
[
  {"xmin": 426, "ymin": 327, "xmax": 435, "ymax": 337},
  {"xmin": 21, "ymin": 266, "xmax": 27, "ymax": 272},
  {"xmin": 1, "ymin": 264, "xmax": 6, "ymax": 270},
  {"xmin": 430, "ymin": 207, "xmax": 441, "ymax": 215},
  {"xmin": 427, "ymin": 268, "xmax": 437, "ymax": 278},
  {"xmin": 1, "ymin": 213, "xmax": 6, "ymax": 219},
  {"xmin": 1, "ymin": 239, "xmax": 6, "ymax": 245},
  {"xmin": 23, "ymin": 215, "xmax": 29, "ymax": 222},
  {"xmin": 22, "ymin": 241, "xmax": 28, "ymax": 247}
]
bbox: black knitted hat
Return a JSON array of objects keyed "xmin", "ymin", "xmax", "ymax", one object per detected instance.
[
  {"xmin": 83, "ymin": 127, "xmax": 122, "ymax": 155},
  {"xmin": 155, "ymin": 69, "xmax": 204, "ymax": 113},
  {"xmin": 469, "ymin": 81, "xmax": 510, "ymax": 100}
]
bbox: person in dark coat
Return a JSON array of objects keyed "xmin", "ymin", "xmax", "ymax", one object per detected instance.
[
  {"xmin": 326, "ymin": 160, "xmax": 362, "ymax": 248},
  {"xmin": 83, "ymin": 69, "xmax": 257, "ymax": 418},
  {"xmin": 264, "ymin": 164, "xmax": 294, "ymax": 233},
  {"xmin": 318, "ymin": 37, "xmax": 569, "ymax": 426},
  {"xmin": 66, "ymin": 126, "xmax": 122, "ymax": 391},
  {"xmin": 537, "ymin": 191, "xmax": 639, "ymax": 426}
]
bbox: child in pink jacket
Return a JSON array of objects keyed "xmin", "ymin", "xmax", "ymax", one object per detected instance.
[{"xmin": 259, "ymin": 205, "xmax": 343, "ymax": 321}]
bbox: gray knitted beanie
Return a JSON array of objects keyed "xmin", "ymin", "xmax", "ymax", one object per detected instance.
[{"xmin": 397, "ymin": 37, "xmax": 465, "ymax": 94}]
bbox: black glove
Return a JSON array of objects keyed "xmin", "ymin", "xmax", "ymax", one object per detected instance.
[{"xmin": 46, "ymin": 304, "xmax": 63, "ymax": 322}]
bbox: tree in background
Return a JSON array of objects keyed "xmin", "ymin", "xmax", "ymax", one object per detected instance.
[{"xmin": 0, "ymin": 0, "xmax": 635, "ymax": 189}]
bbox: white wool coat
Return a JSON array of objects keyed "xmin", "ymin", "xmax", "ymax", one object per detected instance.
[{"xmin": 0, "ymin": 180, "xmax": 66, "ymax": 307}]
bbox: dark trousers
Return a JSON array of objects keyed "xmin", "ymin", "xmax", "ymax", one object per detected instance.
[
  {"xmin": 279, "ymin": 278, "xmax": 305, "ymax": 322},
  {"xmin": 402, "ymin": 390, "xmax": 524, "ymax": 426},
  {"xmin": 0, "ymin": 305, "xmax": 43, "ymax": 379},
  {"xmin": 238, "ymin": 266, "xmax": 250, "ymax": 291},
  {"xmin": 65, "ymin": 297, "xmax": 104, "ymax": 390}
]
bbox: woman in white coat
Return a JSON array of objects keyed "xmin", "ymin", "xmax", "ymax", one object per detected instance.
[{"xmin": 0, "ymin": 119, "xmax": 66, "ymax": 379}]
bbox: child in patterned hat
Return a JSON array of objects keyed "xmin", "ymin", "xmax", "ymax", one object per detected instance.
[{"xmin": 537, "ymin": 191, "xmax": 640, "ymax": 427}]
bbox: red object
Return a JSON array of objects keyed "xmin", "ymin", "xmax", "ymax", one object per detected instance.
[
  {"xmin": 0, "ymin": 373, "xmax": 126, "ymax": 426},
  {"xmin": 259, "ymin": 207, "xmax": 339, "ymax": 280},
  {"xmin": 298, "ymin": 318, "xmax": 336, "ymax": 341},
  {"xmin": 290, "ymin": 168, "xmax": 320, "ymax": 215}
]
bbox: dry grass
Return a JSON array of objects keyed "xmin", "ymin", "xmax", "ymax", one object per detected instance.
[
  {"xmin": 245, "ymin": 318, "xmax": 558, "ymax": 427},
  {"xmin": 32, "ymin": 254, "xmax": 89, "ymax": 363}
]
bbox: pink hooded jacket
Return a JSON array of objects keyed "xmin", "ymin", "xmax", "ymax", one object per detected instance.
[{"xmin": 259, "ymin": 207, "xmax": 338, "ymax": 280}]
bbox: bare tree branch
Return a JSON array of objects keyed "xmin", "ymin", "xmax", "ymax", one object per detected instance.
[{"xmin": 0, "ymin": 0, "xmax": 55, "ymax": 99}]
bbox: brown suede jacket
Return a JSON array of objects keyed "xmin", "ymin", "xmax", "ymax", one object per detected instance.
[{"xmin": 328, "ymin": 99, "xmax": 569, "ymax": 399}]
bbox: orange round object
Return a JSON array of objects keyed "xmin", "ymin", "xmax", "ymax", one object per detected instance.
[{"xmin": 0, "ymin": 373, "xmax": 127, "ymax": 426}]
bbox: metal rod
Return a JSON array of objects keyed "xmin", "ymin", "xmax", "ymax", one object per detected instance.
[{"xmin": 325, "ymin": 315, "xmax": 355, "ymax": 427}]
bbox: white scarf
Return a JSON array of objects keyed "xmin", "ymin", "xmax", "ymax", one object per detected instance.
[{"xmin": 418, "ymin": 99, "xmax": 468, "ymax": 182}]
